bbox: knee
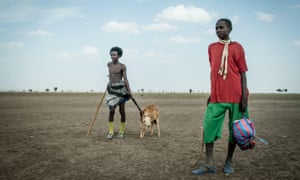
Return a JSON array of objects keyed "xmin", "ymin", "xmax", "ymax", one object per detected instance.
[
  {"xmin": 119, "ymin": 104, "xmax": 125, "ymax": 114},
  {"xmin": 109, "ymin": 106, "xmax": 115, "ymax": 114},
  {"xmin": 119, "ymin": 108, "xmax": 125, "ymax": 115}
]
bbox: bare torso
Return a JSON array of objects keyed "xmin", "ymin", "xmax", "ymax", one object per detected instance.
[{"xmin": 108, "ymin": 62, "xmax": 126, "ymax": 83}]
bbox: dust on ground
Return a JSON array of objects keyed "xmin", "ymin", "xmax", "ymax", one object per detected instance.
[{"xmin": 1, "ymin": 93, "xmax": 300, "ymax": 180}]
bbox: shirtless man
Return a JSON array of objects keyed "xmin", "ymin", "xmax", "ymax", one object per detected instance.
[{"xmin": 106, "ymin": 46, "xmax": 132, "ymax": 140}]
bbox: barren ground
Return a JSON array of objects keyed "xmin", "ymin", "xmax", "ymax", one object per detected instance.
[{"xmin": 0, "ymin": 93, "xmax": 300, "ymax": 180}]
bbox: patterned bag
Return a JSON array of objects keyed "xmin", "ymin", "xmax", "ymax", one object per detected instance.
[{"xmin": 232, "ymin": 117, "xmax": 256, "ymax": 150}]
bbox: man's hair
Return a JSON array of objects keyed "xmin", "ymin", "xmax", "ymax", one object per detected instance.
[
  {"xmin": 217, "ymin": 18, "xmax": 232, "ymax": 30},
  {"xmin": 110, "ymin": 46, "xmax": 123, "ymax": 57}
]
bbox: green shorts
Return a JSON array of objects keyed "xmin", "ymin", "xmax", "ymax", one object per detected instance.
[{"xmin": 203, "ymin": 103, "xmax": 249, "ymax": 144}]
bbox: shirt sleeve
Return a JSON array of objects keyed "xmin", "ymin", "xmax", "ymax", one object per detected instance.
[{"xmin": 234, "ymin": 43, "xmax": 248, "ymax": 73}]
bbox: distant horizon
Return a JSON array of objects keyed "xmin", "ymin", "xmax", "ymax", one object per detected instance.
[
  {"xmin": 1, "ymin": 1, "xmax": 300, "ymax": 94},
  {"xmin": 0, "ymin": 88, "xmax": 296, "ymax": 94}
]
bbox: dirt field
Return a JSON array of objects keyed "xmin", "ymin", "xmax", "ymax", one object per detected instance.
[{"xmin": 0, "ymin": 92, "xmax": 300, "ymax": 180}]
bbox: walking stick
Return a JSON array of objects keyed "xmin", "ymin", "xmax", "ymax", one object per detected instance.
[
  {"xmin": 192, "ymin": 129, "xmax": 205, "ymax": 168},
  {"xmin": 87, "ymin": 90, "xmax": 107, "ymax": 136}
]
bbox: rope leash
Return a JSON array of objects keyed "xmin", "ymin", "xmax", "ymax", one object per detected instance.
[{"xmin": 131, "ymin": 97, "xmax": 143, "ymax": 120}]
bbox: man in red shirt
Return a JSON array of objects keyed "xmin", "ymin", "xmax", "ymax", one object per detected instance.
[{"xmin": 192, "ymin": 18, "xmax": 249, "ymax": 176}]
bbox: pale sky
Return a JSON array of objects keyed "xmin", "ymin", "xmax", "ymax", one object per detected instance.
[{"xmin": 1, "ymin": 0, "xmax": 300, "ymax": 93}]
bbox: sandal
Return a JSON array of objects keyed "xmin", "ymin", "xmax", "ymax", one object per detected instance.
[
  {"xmin": 223, "ymin": 162, "xmax": 234, "ymax": 176},
  {"xmin": 106, "ymin": 133, "xmax": 113, "ymax": 140},
  {"xmin": 191, "ymin": 163, "xmax": 216, "ymax": 175},
  {"xmin": 117, "ymin": 133, "xmax": 124, "ymax": 138}
]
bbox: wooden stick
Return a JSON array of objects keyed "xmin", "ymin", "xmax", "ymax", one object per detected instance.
[
  {"xmin": 87, "ymin": 90, "xmax": 107, "ymax": 136},
  {"xmin": 192, "ymin": 129, "xmax": 205, "ymax": 168}
]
